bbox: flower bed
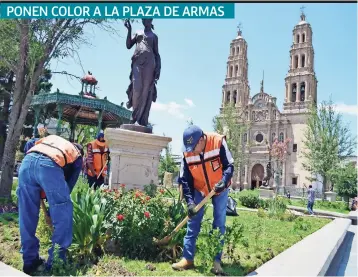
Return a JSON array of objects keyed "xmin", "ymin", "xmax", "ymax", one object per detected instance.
[{"xmin": 0, "ymin": 179, "xmax": 331, "ymax": 276}]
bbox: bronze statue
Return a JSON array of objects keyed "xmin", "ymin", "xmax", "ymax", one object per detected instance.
[{"xmin": 124, "ymin": 18, "xmax": 161, "ymax": 127}]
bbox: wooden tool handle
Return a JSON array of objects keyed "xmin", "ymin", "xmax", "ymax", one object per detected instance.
[
  {"xmin": 171, "ymin": 189, "xmax": 216, "ymax": 234},
  {"xmin": 97, "ymin": 160, "xmax": 109, "ymax": 179}
]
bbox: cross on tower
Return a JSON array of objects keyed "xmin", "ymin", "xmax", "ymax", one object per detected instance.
[
  {"xmin": 237, "ymin": 22, "xmax": 242, "ymax": 35},
  {"xmin": 300, "ymin": 6, "xmax": 306, "ymax": 21}
]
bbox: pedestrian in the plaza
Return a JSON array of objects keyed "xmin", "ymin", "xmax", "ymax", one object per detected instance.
[
  {"xmin": 172, "ymin": 125, "xmax": 234, "ymax": 275},
  {"xmin": 17, "ymin": 135, "xmax": 83, "ymax": 274},
  {"xmin": 307, "ymin": 184, "xmax": 316, "ymax": 215}
]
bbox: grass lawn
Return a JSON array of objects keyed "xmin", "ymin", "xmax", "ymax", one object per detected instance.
[{"xmin": 0, "ymin": 207, "xmax": 330, "ymax": 276}]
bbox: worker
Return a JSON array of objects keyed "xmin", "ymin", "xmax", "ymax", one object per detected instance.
[
  {"xmin": 172, "ymin": 125, "xmax": 234, "ymax": 275},
  {"xmin": 17, "ymin": 135, "xmax": 84, "ymax": 275},
  {"xmin": 86, "ymin": 130, "xmax": 110, "ymax": 190},
  {"xmin": 23, "ymin": 127, "xmax": 49, "ymax": 154}
]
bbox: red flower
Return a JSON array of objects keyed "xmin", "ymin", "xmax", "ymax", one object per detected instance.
[
  {"xmin": 117, "ymin": 214, "xmax": 124, "ymax": 221},
  {"xmin": 135, "ymin": 191, "xmax": 141, "ymax": 198},
  {"xmin": 144, "ymin": 211, "xmax": 150, "ymax": 218},
  {"xmin": 120, "ymin": 184, "xmax": 126, "ymax": 188},
  {"xmin": 159, "ymin": 189, "xmax": 165, "ymax": 194},
  {"xmin": 146, "ymin": 196, "xmax": 151, "ymax": 201}
]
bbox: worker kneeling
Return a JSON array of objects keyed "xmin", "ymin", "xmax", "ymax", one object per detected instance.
[
  {"xmin": 172, "ymin": 125, "xmax": 234, "ymax": 275},
  {"xmin": 17, "ymin": 135, "xmax": 83, "ymax": 274}
]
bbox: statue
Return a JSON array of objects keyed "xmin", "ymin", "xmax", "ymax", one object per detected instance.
[{"xmin": 124, "ymin": 18, "xmax": 161, "ymax": 127}]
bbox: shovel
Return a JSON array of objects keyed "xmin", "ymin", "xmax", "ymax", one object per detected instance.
[
  {"xmin": 40, "ymin": 199, "xmax": 53, "ymax": 232},
  {"xmin": 153, "ymin": 189, "xmax": 216, "ymax": 246}
]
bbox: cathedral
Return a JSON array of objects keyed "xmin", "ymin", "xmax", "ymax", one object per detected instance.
[{"xmin": 221, "ymin": 10, "xmax": 318, "ymax": 190}]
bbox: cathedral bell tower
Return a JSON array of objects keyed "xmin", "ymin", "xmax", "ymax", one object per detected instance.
[
  {"xmin": 283, "ymin": 8, "xmax": 318, "ymax": 113},
  {"xmin": 221, "ymin": 24, "xmax": 250, "ymax": 108}
]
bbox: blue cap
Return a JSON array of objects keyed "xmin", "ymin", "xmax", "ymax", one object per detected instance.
[
  {"xmin": 97, "ymin": 130, "xmax": 104, "ymax": 140},
  {"xmin": 183, "ymin": 125, "xmax": 203, "ymax": 152}
]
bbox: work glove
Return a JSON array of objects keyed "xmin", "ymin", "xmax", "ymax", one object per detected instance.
[
  {"xmin": 214, "ymin": 180, "xmax": 226, "ymax": 193},
  {"xmin": 187, "ymin": 203, "xmax": 197, "ymax": 218}
]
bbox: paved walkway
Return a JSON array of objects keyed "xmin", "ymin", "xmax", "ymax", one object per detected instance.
[{"xmin": 326, "ymin": 225, "xmax": 357, "ymax": 276}]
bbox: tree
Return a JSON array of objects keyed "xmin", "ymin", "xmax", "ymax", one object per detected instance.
[
  {"xmin": 76, "ymin": 124, "xmax": 95, "ymax": 146},
  {"xmin": 302, "ymin": 99, "xmax": 356, "ymax": 197},
  {"xmin": 329, "ymin": 163, "xmax": 357, "ymax": 203},
  {"xmin": 266, "ymin": 137, "xmax": 291, "ymax": 187},
  {"xmin": 158, "ymin": 143, "xmax": 179, "ymax": 184},
  {"xmin": 213, "ymin": 104, "xmax": 250, "ymax": 187},
  {"xmin": 0, "ymin": 19, "xmax": 118, "ymax": 199}
]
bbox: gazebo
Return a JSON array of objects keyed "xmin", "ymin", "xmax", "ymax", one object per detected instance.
[{"xmin": 29, "ymin": 72, "xmax": 132, "ymax": 141}]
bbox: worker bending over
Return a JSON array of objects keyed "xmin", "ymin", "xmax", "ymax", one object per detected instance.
[
  {"xmin": 172, "ymin": 125, "xmax": 234, "ymax": 275},
  {"xmin": 17, "ymin": 135, "xmax": 83, "ymax": 275}
]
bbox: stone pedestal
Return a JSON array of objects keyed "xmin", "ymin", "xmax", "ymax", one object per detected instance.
[
  {"xmin": 105, "ymin": 128, "xmax": 172, "ymax": 191},
  {"xmin": 259, "ymin": 187, "xmax": 275, "ymax": 199},
  {"xmin": 324, "ymin": 191, "xmax": 337, "ymax": 202}
]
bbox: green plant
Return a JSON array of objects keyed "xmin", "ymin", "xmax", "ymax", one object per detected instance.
[
  {"xmin": 266, "ymin": 196, "xmax": 287, "ymax": 218},
  {"xmin": 224, "ymin": 218, "xmax": 244, "ymax": 263},
  {"xmin": 238, "ymin": 190, "xmax": 260, "ymax": 208},
  {"xmin": 70, "ymin": 186, "xmax": 109, "ymax": 260},
  {"xmin": 293, "ymin": 217, "xmax": 312, "ymax": 238},
  {"xmin": 257, "ymin": 208, "xmax": 266, "ymax": 218},
  {"xmin": 36, "ymin": 206, "xmax": 52, "ymax": 245},
  {"xmin": 144, "ymin": 182, "xmax": 157, "ymax": 198},
  {"xmin": 195, "ymin": 220, "xmax": 224, "ymax": 271}
]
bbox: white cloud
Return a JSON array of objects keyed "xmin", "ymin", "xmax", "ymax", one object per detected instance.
[
  {"xmin": 152, "ymin": 99, "xmax": 195, "ymax": 119},
  {"xmin": 184, "ymin": 98, "xmax": 195, "ymax": 107},
  {"xmin": 333, "ymin": 103, "xmax": 358, "ymax": 116}
]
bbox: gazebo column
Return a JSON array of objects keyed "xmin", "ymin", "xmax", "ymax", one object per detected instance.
[
  {"xmin": 96, "ymin": 110, "xmax": 103, "ymax": 135},
  {"xmin": 56, "ymin": 104, "xmax": 63, "ymax": 136},
  {"xmin": 69, "ymin": 121, "xmax": 76, "ymax": 142},
  {"xmin": 33, "ymin": 106, "xmax": 41, "ymax": 137}
]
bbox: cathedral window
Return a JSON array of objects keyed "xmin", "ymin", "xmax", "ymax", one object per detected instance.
[
  {"xmin": 231, "ymin": 47, "xmax": 235, "ymax": 56},
  {"xmin": 291, "ymin": 84, "xmax": 297, "ymax": 102},
  {"xmin": 292, "ymin": 177, "xmax": 297, "ymax": 185},
  {"xmin": 272, "ymin": 133, "xmax": 276, "ymax": 143},
  {"xmin": 256, "ymin": 133, "xmax": 263, "ymax": 143},
  {"xmin": 301, "ymin": 54, "xmax": 305, "ymax": 67},
  {"xmin": 302, "ymin": 33, "xmax": 306, "ymax": 42},
  {"xmin": 293, "ymin": 144, "xmax": 297, "ymax": 152},
  {"xmin": 237, "ymin": 46, "xmax": 240, "ymax": 54},
  {"xmin": 273, "ymin": 110, "xmax": 277, "ymax": 119},
  {"xmin": 243, "ymin": 133, "xmax": 247, "ymax": 143},
  {"xmin": 294, "ymin": 56, "xmax": 299, "ymax": 68},
  {"xmin": 252, "ymin": 111, "xmax": 255, "ymax": 120},
  {"xmin": 233, "ymin": 90, "xmax": 237, "ymax": 104},
  {"xmin": 226, "ymin": 91, "xmax": 230, "ymax": 103},
  {"xmin": 279, "ymin": 132, "xmax": 284, "ymax": 142},
  {"xmin": 245, "ymin": 111, "xmax": 249, "ymax": 121},
  {"xmin": 235, "ymin": 65, "xmax": 238, "ymax": 76},
  {"xmin": 296, "ymin": 34, "xmax": 300, "ymax": 43},
  {"xmin": 300, "ymin": 82, "xmax": 305, "ymax": 101},
  {"xmin": 229, "ymin": 66, "xmax": 233, "ymax": 77}
]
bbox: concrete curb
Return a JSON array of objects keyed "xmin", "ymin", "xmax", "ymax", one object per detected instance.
[
  {"xmin": 348, "ymin": 211, "xmax": 357, "ymax": 225},
  {"xmin": 287, "ymin": 205, "xmax": 349, "ymax": 218},
  {"xmin": 0, "ymin": 262, "xmax": 28, "ymax": 276},
  {"xmin": 246, "ymin": 218, "xmax": 351, "ymax": 276}
]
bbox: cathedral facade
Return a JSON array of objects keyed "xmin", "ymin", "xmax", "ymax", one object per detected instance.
[{"xmin": 221, "ymin": 11, "xmax": 318, "ymax": 189}]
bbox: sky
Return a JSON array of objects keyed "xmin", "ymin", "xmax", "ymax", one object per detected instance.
[{"xmin": 49, "ymin": 3, "xmax": 357, "ymax": 155}]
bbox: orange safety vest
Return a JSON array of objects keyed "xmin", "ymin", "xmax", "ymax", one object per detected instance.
[
  {"xmin": 27, "ymin": 135, "xmax": 81, "ymax": 168},
  {"xmin": 184, "ymin": 133, "xmax": 229, "ymax": 196},
  {"xmin": 87, "ymin": 140, "xmax": 109, "ymax": 177}
]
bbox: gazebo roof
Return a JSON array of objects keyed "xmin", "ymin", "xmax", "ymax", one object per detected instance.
[{"xmin": 30, "ymin": 91, "xmax": 131, "ymax": 126}]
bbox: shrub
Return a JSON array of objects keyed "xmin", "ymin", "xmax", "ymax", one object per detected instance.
[
  {"xmin": 266, "ymin": 196, "xmax": 287, "ymax": 218},
  {"xmin": 238, "ymin": 190, "xmax": 260, "ymax": 208},
  {"xmin": 224, "ymin": 218, "xmax": 244, "ymax": 262},
  {"xmin": 257, "ymin": 208, "xmax": 266, "ymax": 218}
]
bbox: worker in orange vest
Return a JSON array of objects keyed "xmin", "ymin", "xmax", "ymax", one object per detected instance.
[
  {"xmin": 86, "ymin": 131, "xmax": 110, "ymax": 190},
  {"xmin": 17, "ymin": 135, "xmax": 83, "ymax": 275},
  {"xmin": 172, "ymin": 125, "xmax": 234, "ymax": 275}
]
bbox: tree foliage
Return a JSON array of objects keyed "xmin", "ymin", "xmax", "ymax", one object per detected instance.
[
  {"xmin": 0, "ymin": 19, "xmax": 119, "ymax": 198},
  {"xmin": 158, "ymin": 144, "xmax": 179, "ymax": 184},
  {"xmin": 301, "ymin": 99, "xmax": 356, "ymax": 194},
  {"xmin": 213, "ymin": 104, "xmax": 250, "ymax": 178},
  {"xmin": 329, "ymin": 163, "xmax": 357, "ymax": 201},
  {"xmin": 76, "ymin": 124, "xmax": 95, "ymax": 146}
]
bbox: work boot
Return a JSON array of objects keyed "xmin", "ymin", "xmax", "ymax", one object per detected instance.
[
  {"xmin": 211, "ymin": 260, "xmax": 227, "ymax": 276},
  {"xmin": 172, "ymin": 258, "xmax": 194, "ymax": 271},
  {"xmin": 23, "ymin": 256, "xmax": 46, "ymax": 275}
]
